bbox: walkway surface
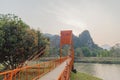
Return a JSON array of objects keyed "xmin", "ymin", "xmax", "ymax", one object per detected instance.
[{"xmin": 39, "ymin": 58, "xmax": 71, "ymax": 80}]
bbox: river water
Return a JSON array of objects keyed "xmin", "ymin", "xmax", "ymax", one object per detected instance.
[{"xmin": 74, "ymin": 63, "xmax": 120, "ymax": 80}]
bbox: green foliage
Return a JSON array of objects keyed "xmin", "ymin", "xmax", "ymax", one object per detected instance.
[
  {"xmin": 47, "ymin": 45, "xmax": 71, "ymax": 57},
  {"xmin": 81, "ymin": 47, "xmax": 92, "ymax": 57},
  {"xmin": 109, "ymin": 43, "xmax": 120, "ymax": 57},
  {"xmin": 70, "ymin": 72, "xmax": 102, "ymax": 80},
  {"xmin": 75, "ymin": 48, "xmax": 84, "ymax": 57},
  {"xmin": 37, "ymin": 30, "xmax": 49, "ymax": 47},
  {"xmin": 49, "ymin": 47, "xmax": 59, "ymax": 57},
  {"xmin": 0, "ymin": 14, "xmax": 49, "ymax": 69}
]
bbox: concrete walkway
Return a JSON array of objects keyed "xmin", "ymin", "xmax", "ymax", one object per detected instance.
[{"xmin": 39, "ymin": 58, "xmax": 71, "ymax": 80}]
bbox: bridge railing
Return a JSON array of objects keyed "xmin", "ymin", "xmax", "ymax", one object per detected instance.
[
  {"xmin": 0, "ymin": 57, "xmax": 68, "ymax": 80},
  {"xmin": 58, "ymin": 57, "xmax": 73, "ymax": 80}
]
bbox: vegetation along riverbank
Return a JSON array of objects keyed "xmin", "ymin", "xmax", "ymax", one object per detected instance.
[
  {"xmin": 70, "ymin": 71, "xmax": 102, "ymax": 80},
  {"xmin": 75, "ymin": 57, "xmax": 120, "ymax": 64}
]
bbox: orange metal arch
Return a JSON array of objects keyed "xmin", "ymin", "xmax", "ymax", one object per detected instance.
[{"xmin": 60, "ymin": 30, "xmax": 72, "ymax": 45}]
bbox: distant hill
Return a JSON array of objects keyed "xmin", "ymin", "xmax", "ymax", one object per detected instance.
[
  {"xmin": 78, "ymin": 30, "xmax": 101, "ymax": 49},
  {"xmin": 44, "ymin": 30, "xmax": 103, "ymax": 57},
  {"xmin": 44, "ymin": 31, "xmax": 120, "ymax": 57},
  {"xmin": 43, "ymin": 33, "xmax": 54, "ymax": 38},
  {"xmin": 44, "ymin": 30, "xmax": 101, "ymax": 49},
  {"xmin": 44, "ymin": 33, "xmax": 60, "ymax": 48}
]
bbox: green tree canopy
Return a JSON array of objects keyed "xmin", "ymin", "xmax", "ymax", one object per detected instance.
[
  {"xmin": 109, "ymin": 43, "xmax": 120, "ymax": 57},
  {"xmin": 0, "ymin": 14, "xmax": 49, "ymax": 69}
]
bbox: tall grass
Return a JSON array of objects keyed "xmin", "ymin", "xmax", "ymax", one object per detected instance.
[{"xmin": 70, "ymin": 72, "xmax": 102, "ymax": 80}]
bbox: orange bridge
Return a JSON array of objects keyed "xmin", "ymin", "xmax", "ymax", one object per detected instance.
[{"xmin": 0, "ymin": 30, "xmax": 74, "ymax": 80}]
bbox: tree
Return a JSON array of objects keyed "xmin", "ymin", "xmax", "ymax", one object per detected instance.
[
  {"xmin": 37, "ymin": 30, "xmax": 49, "ymax": 48},
  {"xmin": 81, "ymin": 47, "xmax": 91, "ymax": 57},
  {"xmin": 75, "ymin": 48, "xmax": 84, "ymax": 57},
  {"xmin": 0, "ymin": 14, "xmax": 49, "ymax": 69},
  {"xmin": 109, "ymin": 43, "xmax": 120, "ymax": 57},
  {"xmin": 0, "ymin": 14, "xmax": 30, "ymax": 69}
]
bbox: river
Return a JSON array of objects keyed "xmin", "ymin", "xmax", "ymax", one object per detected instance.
[{"xmin": 74, "ymin": 63, "xmax": 120, "ymax": 80}]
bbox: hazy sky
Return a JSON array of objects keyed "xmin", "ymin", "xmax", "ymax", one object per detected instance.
[{"xmin": 0, "ymin": 0, "xmax": 120, "ymax": 46}]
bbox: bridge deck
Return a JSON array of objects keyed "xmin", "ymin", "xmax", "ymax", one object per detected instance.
[{"xmin": 39, "ymin": 58, "xmax": 71, "ymax": 80}]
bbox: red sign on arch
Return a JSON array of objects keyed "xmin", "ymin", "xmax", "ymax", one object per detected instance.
[{"xmin": 60, "ymin": 30, "xmax": 72, "ymax": 45}]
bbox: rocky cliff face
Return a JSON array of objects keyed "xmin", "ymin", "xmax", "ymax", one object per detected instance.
[{"xmin": 78, "ymin": 30, "xmax": 99, "ymax": 49}]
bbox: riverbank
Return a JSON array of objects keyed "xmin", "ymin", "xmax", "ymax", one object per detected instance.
[
  {"xmin": 70, "ymin": 71, "xmax": 102, "ymax": 80},
  {"xmin": 75, "ymin": 57, "xmax": 120, "ymax": 64},
  {"xmin": 74, "ymin": 63, "xmax": 120, "ymax": 80}
]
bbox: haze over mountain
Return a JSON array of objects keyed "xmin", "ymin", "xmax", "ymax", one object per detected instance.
[{"xmin": 101, "ymin": 44, "xmax": 111, "ymax": 50}]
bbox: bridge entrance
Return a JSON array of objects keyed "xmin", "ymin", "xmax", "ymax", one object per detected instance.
[
  {"xmin": 60, "ymin": 30, "xmax": 74, "ymax": 69},
  {"xmin": 0, "ymin": 30, "xmax": 74, "ymax": 80}
]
